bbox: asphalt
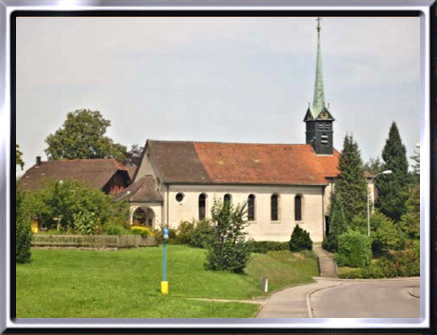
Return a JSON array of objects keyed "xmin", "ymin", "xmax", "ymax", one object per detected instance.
[
  {"xmin": 256, "ymin": 278, "xmax": 341, "ymax": 318},
  {"xmin": 256, "ymin": 277, "xmax": 420, "ymax": 318}
]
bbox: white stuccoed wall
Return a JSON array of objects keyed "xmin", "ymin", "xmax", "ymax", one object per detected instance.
[{"xmin": 164, "ymin": 184, "xmax": 326, "ymax": 243}]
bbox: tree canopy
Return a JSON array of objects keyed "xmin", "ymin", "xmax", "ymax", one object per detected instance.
[
  {"xmin": 335, "ymin": 134, "xmax": 368, "ymax": 223},
  {"xmin": 375, "ymin": 122, "xmax": 409, "ymax": 222},
  {"xmin": 45, "ymin": 109, "xmax": 127, "ymax": 162},
  {"xmin": 125, "ymin": 144, "xmax": 144, "ymax": 166},
  {"xmin": 16, "ymin": 144, "xmax": 24, "ymax": 170}
]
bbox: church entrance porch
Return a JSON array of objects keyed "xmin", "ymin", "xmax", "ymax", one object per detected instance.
[{"xmin": 131, "ymin": 206, "xmax": 156, "ymax": 228}]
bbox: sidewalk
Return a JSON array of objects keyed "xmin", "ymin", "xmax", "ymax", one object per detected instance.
[{"xmin": 256, "ymin": 279, "xmax": 341, "ymax": 318}]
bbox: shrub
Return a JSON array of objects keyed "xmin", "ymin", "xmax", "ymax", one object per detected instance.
[
  {"xmin": 299, "ymin": 249, "xmax": 318, "ymax": 259},
  {"xmin": 189, "ymin": 219, "xmax": 215, "ymax": 249},
  {"xmin": 73, "ymin": 211, "xmax": 102, "ymax": 235},
  {"xmin": 289, "ymin": 225, "xmax": 312, "ymax": 252},
  {"xmin": 335, "ymin": 230, "xmax": 372, "ymax": 268},
  {"xmin": 131, "ymin": 226, "xmax": 154, "ymax": 237},
  {"xmin": 247, "ymin": 240, "xmax": 289, "ymax": 254},
  {"xmin": 175, "ymin": 220, "xmax": 195, "ymax": 245},
  {"xmin": 339, "ymin": 249, "xmax": 420, "ymax": 279},
  {"xmin": 16, "ymin": 218, "xmax": 32, "ymax": 263},
  {"xmin": 16, "ymin": 185, "xmax": 32, "ymax": 264},
  {"xmin": 103, "ymin": 223, "xmax": 130, "ymax": 235},
  {"xmin": 352, "ymin": 212, "xmax": 405, "ymax": 254},
  {"xmin": 206, "ymin": 199, "xmax": 251, "ymax": 273}
]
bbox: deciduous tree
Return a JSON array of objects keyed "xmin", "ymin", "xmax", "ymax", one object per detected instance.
[
  {"xmin": 45, "ymin": 109, "xmax": 127, "ymax": 162},
  {"xmin": 16, "ymin": 144, "xmax": 24, "ymax": 170}
]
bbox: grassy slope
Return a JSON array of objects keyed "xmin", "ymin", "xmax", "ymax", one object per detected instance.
[{"xmin": 16, "ymin": 245, "xmax": 318, "ymax": 318}]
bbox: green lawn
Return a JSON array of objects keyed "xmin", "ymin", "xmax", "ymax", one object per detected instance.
[{"xmin": 16, "ymin": 245, "xmax": 318, "ymax": 318}]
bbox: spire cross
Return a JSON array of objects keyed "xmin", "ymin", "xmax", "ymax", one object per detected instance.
[{"xmin": 316, "ymin": 17, "xmax": 322, "ymax": 31}]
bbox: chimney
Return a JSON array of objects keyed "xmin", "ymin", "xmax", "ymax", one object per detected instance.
[{"xmin": 36, "ymin": 156, "xmax": 41, "ymax": 166}]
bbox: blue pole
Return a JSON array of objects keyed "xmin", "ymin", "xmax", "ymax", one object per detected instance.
[{"xmin": 163, "ymin": 238, "xmax": 167, "ymax": 282}]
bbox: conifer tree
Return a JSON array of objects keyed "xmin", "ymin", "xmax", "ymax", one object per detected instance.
[
  {"xmin": 335, "ymin": 134, "xmax": 368, "ymax": 223},
  {"xmin": 375, "ymin": 122, "xmax": 409, "ymax": 222},
  {"xmin": 322, "ymin": 194, "xmax": 348, "ymax": 252}
]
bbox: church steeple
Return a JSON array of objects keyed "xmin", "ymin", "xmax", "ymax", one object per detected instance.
[
  {"xmin": 312, "ymin": 17, "xmax": 325, "ymax": 116},
  {"xmin": 304, "ymin": 17, "xmax": 335, "ymax": 156}
]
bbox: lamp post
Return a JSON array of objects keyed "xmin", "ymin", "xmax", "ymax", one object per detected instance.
[
  {"xmin": 161, "ymin": 227, "xmax": 169, "ymax": 294},
  {"xmin": 367, "ymin": 170, "xmax": 392, "ymax": 237}
]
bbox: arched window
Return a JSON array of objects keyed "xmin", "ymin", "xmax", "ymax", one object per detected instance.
[
  {"xmin": 295, "ymin": 195, "xmax": 302, "ymax": 221},
  {"xmin": 248, "ymin": 194, "xmax": 255, "ymax": 221},
  {"xmin": 271, "ymin": 194, "xmax": 279, "ymax": 221},
  {"xmin": 224, "ymin": 194, "xmax": 232, "ymax": 205},
  {"xmin": 199, "ymin": 194, "xmax": 206, "ymax": 220}
]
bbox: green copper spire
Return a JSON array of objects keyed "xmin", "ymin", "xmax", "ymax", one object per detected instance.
[{"xmin": 312, "ymin": 17, "xmax": 325, "ymax": 117}]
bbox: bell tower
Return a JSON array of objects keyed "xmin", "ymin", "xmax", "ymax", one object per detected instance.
[{"xmin": 303, "ymin": 18, "xmax": 335, "ymax": 156}]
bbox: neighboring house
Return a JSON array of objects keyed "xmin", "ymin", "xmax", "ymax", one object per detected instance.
[
  {"xmin": 114, "ymin": 20, "xmax": 378, "ymax": 243},
  {"xmin": 20, "ymin": 157, "xmax": 132, "ymax": 195},
  {"xmin": 20, "ymin": 157, "xmax": 133, "ymax": 233}
]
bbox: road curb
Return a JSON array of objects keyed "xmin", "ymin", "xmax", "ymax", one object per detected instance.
[
  {"xmin": 314, "ymin": 276, "xmax": 420, "ymax": 283},
  {"xmin": 305, "ymin": 281, "xmax": 343, "ymax": 318},
  {"xmin": 409, "ymin": 288, "xmax": 420, "ymax": 299}
]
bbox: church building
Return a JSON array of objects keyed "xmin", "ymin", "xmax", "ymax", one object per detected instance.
[{"xmin": 115, "ymin": 20, "xmax": 363, "ymax": 243}]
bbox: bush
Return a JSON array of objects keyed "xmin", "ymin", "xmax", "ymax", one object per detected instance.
[
  {"xmin": 189, "ymin": 219, "xmax": 215, "ymax": 249},
  {"xmin": 102, "ymin": 222, "xmax": 130, "ymax": 235},
  {"xmin": 335, "ymin": 230, "xmax": 372, "ymax": 268},
  {"xmin": 289, "ymin": 225, "xmax": 312, "ymax": 252},
  {"xmin": 175, "ymin": 220, "xmax": 195, "ymax": 245},
  {"xmin": 16, "ymin": 185, "xmax": 32, "ymax": 263},
  {"xmin": 73, "ymin": 211, "xmax": 101, "ymax": 235},
  {"xmin": 352, "ymin": 212, "xmax": 405, "ymax": 254},
  {"xmin": 339, "ymin": 249, "xmax": 420, "ymax": 279},
  {"xmin": 299, "ymin": 249, "xmax": 318, "ymax": 259},
  {"xmin": 206, "ymin": 199, "xmax": 251, "ymax": 273},
  {"xmin": 131, "ymin": 226, "xmax": 154, "ymax": 237},
  {"xmin": 247, "ymin": 240, "xmax": 289, "ymax": 254}
]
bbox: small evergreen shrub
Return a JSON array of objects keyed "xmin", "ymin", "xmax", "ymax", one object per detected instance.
[
  {"xmin": 247, "ymin": 240, "xmax": 289, "ymax": 254},
  {"xmin": 289, "ymin": 225, "xmax": 313, "ymax": 252},
  {"xmin": 335, "ymin": 230, "xmax": 372, "ymax": 268}
]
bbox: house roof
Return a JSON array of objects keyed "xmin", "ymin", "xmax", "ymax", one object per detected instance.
[
  {"xmin": 113, "ymin": 176, "xmax": 163, "ymax": 203},
  {"xmin": 19, "ymin": 159, "xmax": 130, "ymax": 191},
  {"xmin": 148, "ymin": 140, "xmax": 340, "ymax": 186}
]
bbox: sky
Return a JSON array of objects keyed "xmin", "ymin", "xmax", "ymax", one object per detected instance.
[{"xmin": 16, "ymin": 16, "xmax": 421, "ymax": 172}]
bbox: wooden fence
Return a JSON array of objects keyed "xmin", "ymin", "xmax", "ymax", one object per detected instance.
[{"xmin": 32, "ymin": 234, "xmax": 158, "ymax": 249}]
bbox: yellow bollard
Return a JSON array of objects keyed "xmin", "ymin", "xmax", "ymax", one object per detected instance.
[{"xmin": 161, "ymin": 281, "xmax": 169, "ymax": 294}]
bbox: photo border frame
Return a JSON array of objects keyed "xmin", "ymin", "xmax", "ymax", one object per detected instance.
[{"xmin": 0, "ymin": 0, "xmax": 434, "ymax": 333}]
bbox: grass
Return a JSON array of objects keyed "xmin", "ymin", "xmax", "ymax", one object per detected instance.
[{"xmin": 16, "ymin": 245, "xmax": 318, "ymax": 318}]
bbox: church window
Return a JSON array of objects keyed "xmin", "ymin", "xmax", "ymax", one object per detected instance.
[
  {"xmin": 248, "ymin": 194, "xmax": 255, "ymax": 221},
  {"xmin": 321, "ymin": 133, "xmax": 329, "ymax": 145},
  {"xmin": 271, "ymin": 194, "xmax": 279, "ymax": 221},
  {"xmin": 224, "ymin": 194, "xmax": 232, "ymax": 204},
  {"xmin": 175, "ymin": 193, "xmax": 184, "ymax": 202},
  {"xmin": 199, "ymin": 194, "xmax": 206, "ymax": 220},
  {"xmin": 295, "ymin": 195, "xmax": 302, "ymax": 221}
]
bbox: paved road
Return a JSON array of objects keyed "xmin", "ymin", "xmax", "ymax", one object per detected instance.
[{"xmin": 310, "ymin": 278, "xmax": 420, "ymax": 318}]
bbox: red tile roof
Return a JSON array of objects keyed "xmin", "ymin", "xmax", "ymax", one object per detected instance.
[
  {"xmin": 148, "ymin": 140, "xmax": 340, "ymax": 186},
  {"xmin": 19, "ymin": 159, "xmax": 130, "ymax": 191}
]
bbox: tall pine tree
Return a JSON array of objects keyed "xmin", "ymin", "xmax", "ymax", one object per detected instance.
[
  {"xmin": 335, "ymin": 134, "xmax": 368, "ymax": 223},
  {"xmin": 376, "ymin": 122, "xmax": 409, "ymax": 222}
]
